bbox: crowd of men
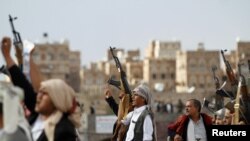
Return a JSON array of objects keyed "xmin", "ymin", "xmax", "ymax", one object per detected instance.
[{"xmin": 1, "ymin": 34, "xmax": 250, "ymax": 141}]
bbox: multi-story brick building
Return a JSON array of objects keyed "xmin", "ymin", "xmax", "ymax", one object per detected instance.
[
  {"xmin": 143, "ymin": 40, "xmax": 181, "ymax": 100},
  {"xmin": 125, "ymin": 49, "xmax": 143, "ymax": 86},
  {"xmin": 236, "ymin": 41, "xmax": 250, "ymax": 77},
  {"xmin": 81, "ymin": 62, "xmax": 109, "ymax": 114},
  {"xmin": 32, "ymin": 40, "xmax": 81, "ymax": 92},
  {"xmin": 143, "ymin": 58, "xmax": 176, "ymax": 100},
  {"xmin": 145, "ymin": 40, "xmax": 181, "ymax": 59},
  {"xmin": 176, "ymin": 43, "xmax": 220, "ymax": 94}
]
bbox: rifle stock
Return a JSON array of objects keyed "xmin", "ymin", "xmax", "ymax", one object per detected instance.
[
  {"xmin": 107, "ymin": 76, "xmax": 121, "ymax": 90},
  {"xmin": 0, "ymin": 65, "xmax": 9, "ymax": 75}
]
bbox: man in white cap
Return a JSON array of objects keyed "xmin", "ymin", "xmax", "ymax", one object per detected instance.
[
  {"xmin": 215, "ymin": 108, "xmax": 225, "ymax": 125},
  {"xmin": 123, "ymin": 84, "xmax": 156, "ymax": 141}
]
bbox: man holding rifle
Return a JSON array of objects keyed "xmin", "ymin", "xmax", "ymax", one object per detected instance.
[
  {"xmin": 105, "ymin": 47, "xmax": 133, "ymax": 141},
  {"xmin": 106, "ymin": 47, "xmax": 156, "ymax": 140},
  {"xmin": 122, "ymin": 84, "xmax": 156, "ymax": 141}
]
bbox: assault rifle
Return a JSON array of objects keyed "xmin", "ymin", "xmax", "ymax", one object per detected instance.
[
  {"xmin": 9, "ymin": 14, "xmax": 23, "ymax": 69},
  {"xmin": 237, "ymin": 63, "xmax": 250, "ymax": 124},
  {"xmin": 238, "ymin": 63, "xmax": 249, "ymax": 101},
  {"xmin": 221, "ymin": 49, "xmax": 238, "ymax": 98},
  {"xmin": 212, "ymin": 65, "xmax": 220, "ymax": 89},
  {"xmin": 221, "ymin": 49, "xmax": 238, "ymax": 85},
  {"xmin": 212, "ymin": 65, "xmax": 224, "ymax": 110},
  {"xmin": 109, "ymin": 47, "xmax": 132, "ymax": 141},
  {"xmin": 109, "ymin": 47, "xmax": 132, "ymax": 97}
]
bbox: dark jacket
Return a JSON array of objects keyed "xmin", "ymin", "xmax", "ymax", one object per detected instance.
[
  {"xmin": 105, "ymin": 96, "xmax": 119, "ymax": 134},
  {"xmin": 105, "ymin": 96, "xmax": 119, "ymax": 116},
  {"xmin": 36, "ymin": 114, "xmax": 77, "ymax": 141},
  {"xmin": 8, "ymin": 65, "xmax": 78, "ymax": 141}
]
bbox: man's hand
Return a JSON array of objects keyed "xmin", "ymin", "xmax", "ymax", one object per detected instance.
[
  {"xmin": 118, "ymin": 91, "xmax": 125, "ymax": 100},
  {"xmin": 1, "ymin": 37, "xmax": 12, "ymax": 58},
  {"xmin": 174, "ymin": 134, "xmax": 183, "ymax": 141},
  {"xmin": 104, "ymin": 84, "xmax": 112, "ymax": 98},
  {"xmin": 1, "ymin": 37, "xmax": 16, "ymax": 68}
]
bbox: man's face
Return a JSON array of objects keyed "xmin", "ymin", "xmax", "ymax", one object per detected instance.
[
  {"xmin": 35, "ymin": 90, "xmax": 56, "ymax": 116},
  {"xmin": 223, "ymin": 109, "xmax": 232, "ymax": 125},
  {"xmin": 185, "ymin": 101, "xmax": 197, "ymax": 116},
  {"xmin": 215, "ymin": 117, "xmax": 224, "ymax": 125},
  {"xmin": 132, "ymin": 94, "xmax": 145, "ymax": 107}
]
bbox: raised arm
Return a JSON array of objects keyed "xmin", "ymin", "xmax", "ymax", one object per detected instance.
[
  {"xmin": 30, "ymin": 49, "xmax": 43, "ymax": 93},
  {"xmin": 104, "ymin": 84, "xmax": 119, "ymax": 115},
  {"xmin": 1, "ymin": 37, "xmax": 36, "ymax": 113}
]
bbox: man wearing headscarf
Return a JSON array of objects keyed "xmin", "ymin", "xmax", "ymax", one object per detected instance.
[
  {"xmin": 122, "ymin": 84, "xmax": 156, "ymax": 141},
  {"xmin": 1, "ymin": 37, "xmax": 81, "ymax": 141},
  {"xmin": 34, "ymin": 79, "xmax": 81, "ymax": 141}
]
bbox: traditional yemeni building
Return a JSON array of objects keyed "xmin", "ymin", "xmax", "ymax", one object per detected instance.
[
  {"xmin": 143, "ymin": 58, "xmax": 176, "ymax": 100},
  {"xmin": 81, "ymin": 62, "xmax": 109, "ymax": 114},
  {"xmin": 68, "ymin": 51, "xmax": 81, "ymax": 92},
  {"xmin": 81, "ymin": 39, "xmax": 250, "ymax": 115},
  {"xmin": 126, "ymin": 60, "xmax": 143, "ymax": 86},
  {"xmin": 176, "ymin": 43, "xmax": 220, "ymax": 94},
  {"xmin": 82, "ymin": 63, "xmax": 108, "ymax": 93},
  {"xmin": 236, "ymin": 41, "xmax": 250, "ymax": 77},
  {"xmin": 32, "ymin": 40, "xmax": 81, "ymax": 92},
  {"xmin": 145, "ymin": 40, "xmax": 181, "ymax": 60},
  {"xmin": 125, "ymin": 49, "xmax": 143, "ymax": 86},
  {"xmin": 143, "ymin": 40, "xmax": 181, "ymax": 100}
]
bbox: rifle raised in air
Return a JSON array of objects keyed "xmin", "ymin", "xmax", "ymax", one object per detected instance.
[
  {"xmin": 109, "ymin": 47, "xmax": 132, "ymax": 97},
  {"xmin": 221, "ymin": 49, "xmax": 238, "ymax": 85},
  {"xmin": 238, "ymin": 63, "xmax": 249, "ymax": 101},
  {"xmin": 221, "ymin": 49, "xmax": 238, "ymax": 97},
  {"xmin": 109, "ymin": 47, "xmax": 132, "ymax": 141},
  {"xmin": 211, "ymin": 65, "xmax": 224, "ymax": 110},
  {"xmin": 212, "ymin": 65, "xmax": 220, "ymax": 89},
  {"xmin": 237, "ymin": 63, "xmax": 250, "ymax": 124},
  {"xmin": 9, "ymin": 14, "xmax": 23, "ymax": 69}
]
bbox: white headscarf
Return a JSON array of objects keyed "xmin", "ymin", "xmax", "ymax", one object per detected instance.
[
  {"xmin": 39, "ymin": 79, "xmax": 81, "ymax": 141},
  {"xmin": 132, "ymin": 83, "xmax": 152, "ymax": 108}
]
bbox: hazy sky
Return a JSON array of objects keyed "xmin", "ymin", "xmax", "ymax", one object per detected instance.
[{"xmin": 1, "ymin": 0, "xmax": 250, "ymax": 67}]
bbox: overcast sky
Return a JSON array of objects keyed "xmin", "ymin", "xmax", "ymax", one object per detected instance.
[{"xmin": 1, "ymin": 0, "xmax": 250, "ymax": 68}]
